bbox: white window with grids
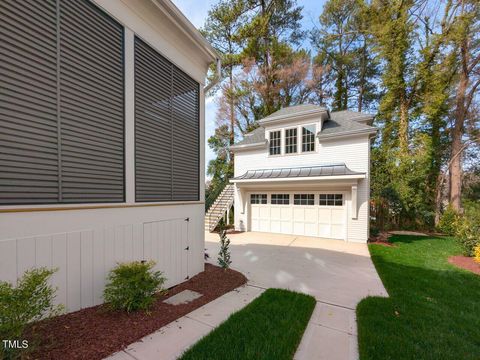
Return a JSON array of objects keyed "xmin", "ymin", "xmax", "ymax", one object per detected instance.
[
  {"xmin": 302, "ymin": 125, "xmax": 316, "ymax": 152},
  {"xmin": 285, "ymin": 128, "xmax": 297, "ymax": 154},
  {"xmin": 271, "ymin": 194, "xmax": 290, "ymax": 205},
  {"xmin": 250, "ymin": 194, "xmax": 267, "ymax": 204},
  {"xmin": 269, "ymin": 130, "xmax": 281, "ymax": 155},
  {"xmin": 294, "ymin": 194, "xmax": 314, "ymax": 205},
  {"xmin": 319, "ymin": 194, "xmax": 343, "ymax": 206}
]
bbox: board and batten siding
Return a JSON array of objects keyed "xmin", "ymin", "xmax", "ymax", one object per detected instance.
[
  {"xmin": 0, "ymin": 204, "xmax": 205, "ymax": 312},
  {"xmin": 234, "ymin": 135, "xmax": 370, "ymax": 242}
]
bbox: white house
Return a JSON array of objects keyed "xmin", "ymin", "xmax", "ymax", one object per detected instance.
[
  {"xmin": 0, "ymin": 0, "xmax": 219, "ymax": 312},
  {"xmin": 230, "ymin": 105, "xmax": 376, "ymax": 243}
]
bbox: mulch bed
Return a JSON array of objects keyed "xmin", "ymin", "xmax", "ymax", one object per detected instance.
[
  {"xmin": 26, "ymin": 264, "xmax": 247, "ymax": 360},
  {"xmin": 368, "ymin": 232, "xmax": 396, "ymax": 247},
  {"xmin": 448, "ymin": 256, "xmax": 480, "ymax": 275}
]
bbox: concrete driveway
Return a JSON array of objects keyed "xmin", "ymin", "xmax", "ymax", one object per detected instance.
[{"xmin": 205, "ymin": 231, "xmax": 387, "ymax": 360}]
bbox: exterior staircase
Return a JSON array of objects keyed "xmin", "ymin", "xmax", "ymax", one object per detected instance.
[{"xmin": 205, "ymin": 184, "xmax": 234, "ymax": 232}]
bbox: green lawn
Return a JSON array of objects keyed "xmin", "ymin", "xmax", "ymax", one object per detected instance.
[
  {"xmin": 180, "ymin": 288, "xmax": 316, "ymax": 360},
  {"xmin": 357, "ymin": 235, "xmax": 480, "ymax": 360}
]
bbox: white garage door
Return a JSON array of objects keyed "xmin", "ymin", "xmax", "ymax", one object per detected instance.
[{"xmin": 250, "ymin": 193, "xmax": 345, "ymax": 239}]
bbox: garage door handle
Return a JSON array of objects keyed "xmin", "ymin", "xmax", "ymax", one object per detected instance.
[{"xmin": 184, "ymin": 246, "xmax": 189, "ymax": 251}]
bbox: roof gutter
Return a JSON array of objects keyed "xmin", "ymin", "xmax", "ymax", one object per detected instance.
[{"xmin": 204, "ymin": 57, "xmax": 222, "ymax": 93}]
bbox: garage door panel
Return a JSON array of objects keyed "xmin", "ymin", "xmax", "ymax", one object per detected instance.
[
  {"xmin": 280, "ymin": 207, "xmax": 291, "ymax": 220},
  {"xmin": 318, "ymin": 208, "xmax": 332, "ymax": 223},
  {"xmin": 271, "ymin": 220, "xmax": 281, "ymax": 233},
  {"xmin": 271, "ymin": 207, "xmax": 281, "ymax": 220},
  {"xmin": 259, "ymin": 207, "xmax": 270, "ymax": 219},
  {"xmin": 293, "ymin": 222, "xmax": 304, "ymax": 235},
  {"xmin": 331, "ymin": 225, "xmax": 344, "ymax": 239},
  {"xmin": 250, "ymin": 192, "xmax": 345, "ymax": 240},
  {"xmin": 281, "ymin": 221, "xmax": 292, "ymax": 234},
  {"xmin": 293, "ymin": 208, "xmax": 305, "ymax": 221},
  {"xmin": 319, "ymin": 224, "xmax": 330, "ymax": 237},
  {"xmin": 331, "ymin": 209, "xmax": 344, "ymax": 224},
  {"xmin": 305, "ymin": 222, "xmax": 317, "ymax": 237}
]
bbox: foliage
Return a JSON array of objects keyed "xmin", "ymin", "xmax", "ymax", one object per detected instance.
[
  {"xmin": 0, "ymin": 268, "xmax": 63, "ymax": 360},
  {"xmin": 474, "ymin": 244, "xmax": 480, "ymax": 264},
  {"xmin": 103, "ymin": 261, "xmax": 165, "ymax": 313},
  {"xmin": 217, "ymin": 225, "xmax": 232, "ymax": 270},
  {"xmin": 179, "ymin": 289, "xmax": 316, "ymax": 360},
  {"xmin": 436, "ymin": 204, "xmax": 459, "ymax": 235},
  {"xmin": 357, "ymin": 235, "xmax": 480, "ymax": 359},
  {"xmin": 453, "ymin": 201, "xmax": 480, "ymax": 257}
]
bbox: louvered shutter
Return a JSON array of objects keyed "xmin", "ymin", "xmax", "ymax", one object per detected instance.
[
  {"xmin": 59, "ymin": 0, "xmax": 124, "ymax": 203},
  {"xmin": 134, "ymin": 37, "xmax": 199, "ymax": 202},
  {"xmin": 0, "ymin": 0, "xmax": 125, "ymax": 205},
  {"xmin": 0, "ymin": 0, "xmax": 59, "ymax": 204},
  {"xmin": 172, "ymin": 67, "xmax": 199, "ymax": 201},
  {"xmin": 134, "ymin": 37, "xmax": 173, "ymax": 202}
]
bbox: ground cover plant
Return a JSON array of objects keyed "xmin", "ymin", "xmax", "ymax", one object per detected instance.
[
  {"xmin": 357, "ymin": 235, "xmax": 480, "ymax": 360},
  {"xmin": 180, "ymin": 288, "xmax": 316, "ymax": 360}
]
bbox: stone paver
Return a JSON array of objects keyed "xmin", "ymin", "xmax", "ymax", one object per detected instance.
[{"xmin": 163, "ymin": 290, "xmax": 203, "ymax": 305}]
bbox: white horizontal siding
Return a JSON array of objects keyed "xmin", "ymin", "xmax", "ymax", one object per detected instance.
[
  {"xmin": 234, "ymin": 135, "xmax": 370, "ymax": 242},
  {"xmin": 0, "ymin": 204, "xmax": 204, "ymax": 313}
]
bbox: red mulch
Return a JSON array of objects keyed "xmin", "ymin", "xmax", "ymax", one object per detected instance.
[
  {"xmin": 26, "ymin": 264, "xmax": 247, "ymax": 360},
  {"xmin": 368, "ymin": 232, "xmax": 396, "ymax": 247},
  {"xmin": 448, "ymin": 256, "xmax": 480, "ymax": 275}
]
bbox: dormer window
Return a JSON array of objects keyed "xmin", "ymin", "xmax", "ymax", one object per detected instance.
[
  {"xmin": 269, "ymin": 130, "xmax": 281, "ymax": 155},
  {"xmin": 285, "ymin": 128, "xmax": 297, "ymax": 154},
  {"xmin": 302, "ymin": 125, "xmax": 316, "ymax": 152}
]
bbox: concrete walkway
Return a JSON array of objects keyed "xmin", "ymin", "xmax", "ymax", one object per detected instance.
[
  {"xmin": 107, "ymin": 231, "xmax": 387, "ymax": 360},
  {"xmin": 106, "ymin": 285, "xmax": 265, "ymax": 360},
  {"xmin": 206, "ymin": 231, "xmax": 387, "ymax": 360}
]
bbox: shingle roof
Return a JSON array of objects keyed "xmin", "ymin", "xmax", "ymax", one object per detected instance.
[
  {"xmin": 319, "ymin": 111, "xmax": 376, "ymax": 138},
  {"xmin": 261, "ymin": 104, "xmax": 327, "ymax": 121},
  {"xmin": 231, "ymin": 107, "xmax": 377, "ymax": 149},
  {"xmin": 230, "ymin": 127, "xmax": 266, "ymax": 148},
  {"xmin": 232, "ymin": 164, "xmax": 364, "ymax": 181}
]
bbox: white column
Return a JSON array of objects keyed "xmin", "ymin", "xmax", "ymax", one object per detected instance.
[
  {"xmin": 226, "ymin": 206, "xmax": 230, "ymax": 225},
  {"xmin": 124, "ymin": 28, "xmax": 135, "ymax": 204},
  {"xmin": 351, "ymin": 185, "xmax": 358, "ymax": 219}
]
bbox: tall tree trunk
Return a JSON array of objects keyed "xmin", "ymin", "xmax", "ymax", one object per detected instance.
[
  {"xmin": 399, "ymin": 94, "xmax": 409, "ymax": 155},
  {"xmin": 357, "ymin": 38, "xmax": 367, "ymax": 112},
  {"xmin": 449, "ymin": 42, "xmax": 469, "ymax": 211}
]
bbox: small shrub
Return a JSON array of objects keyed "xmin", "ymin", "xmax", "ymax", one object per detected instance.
[
  {"xmin": 0, "ymin": 268, "xmax": 63, "ymax": 359},
  {"xmin": 370, "ymin": 227, "xmax": 380, "ymax": 237},
  {"xmin": 437, "ymin": 205, "xmax": 459, "ymax": 235},
  {"xmin": 103, "ymin": 261, "xmax": 165, "ymax": 313},
  {"xmin": 474, "ymin": 244, "xmax": 480, "ymax": 264},
  {"xmin": 218, "ymin": 228, "xmax": 232, "ymax": 270}
]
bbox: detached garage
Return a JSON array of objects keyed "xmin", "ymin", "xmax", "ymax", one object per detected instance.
[{"xmin": 231, "ymin": 164, "xmax": 367, "ymax": 242}]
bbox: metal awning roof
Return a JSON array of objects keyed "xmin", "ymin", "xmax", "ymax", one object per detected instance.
[{"xmin": 231, "ymin": 164, "xmax": 365, "ymax": 182}]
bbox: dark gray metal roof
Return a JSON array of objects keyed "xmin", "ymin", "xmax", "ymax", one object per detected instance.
[
  {"xmin": 230, "ymin": 127, "xmax": 266, "ymax": 148},
  {"xmin": 319, "ymin": 111, "xmax": 376, "ymax": 138},
  {"xmin": 232, "ymin": 164, "xmax": 364, "ymax": 181}
]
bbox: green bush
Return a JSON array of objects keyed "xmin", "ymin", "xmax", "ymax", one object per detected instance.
[
  {"xmin": 103, "ymin": 261, "xmax": 165, "ymax": 313},
  {"xmin": 0, "ymin": 267, "xmax": 63, "ymax": 359},
  {"xmin": 437, "ymin": 204, "xmax": 459, "ymax": 235},
  {"xmin": 454, "ymin": 202, "xmax": 480, "ymax": 257}
]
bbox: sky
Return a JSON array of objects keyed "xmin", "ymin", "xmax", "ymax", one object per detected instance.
[{"xmin": 171, "ymin": 0, "xmax": 326, "ymax": 178}]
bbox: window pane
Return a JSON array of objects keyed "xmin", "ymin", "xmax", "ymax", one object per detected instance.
[
  {"xmin": 319, "ymin": 194, "xmax": 343, "ymax": 206},
  {"xmin": 269, "ymin": 131, "xmax": 281, "ymax": 155},
  {"xmin": 302, "ymin": 125, "xmax": 315, "ymax": 152},
  {"xmin": 294, "ymin": 194, "xmax": 314, "ymax": 205},
  {"xmin": 285, "ymin": 128, "xmax": 297, "ymax": 154}
]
